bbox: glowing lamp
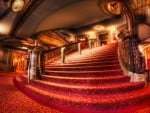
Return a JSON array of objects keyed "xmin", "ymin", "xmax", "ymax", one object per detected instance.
[{"xmin": 11, "ymin": 0, "xmax": 25, "ymax": 12}]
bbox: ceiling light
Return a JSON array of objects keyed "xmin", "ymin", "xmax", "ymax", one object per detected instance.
[
  {"xmin": 94, "ymin": 25, "xmax": 105, "ymax": 32},
  {"xmin": 11, "ymin": 0, "xmax": 25, "ymax": 12}
]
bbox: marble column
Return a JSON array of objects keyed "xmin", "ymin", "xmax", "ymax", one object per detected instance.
[{"xmin": 29, "ymin": 40, "xmax": 41, "ymax": 80}]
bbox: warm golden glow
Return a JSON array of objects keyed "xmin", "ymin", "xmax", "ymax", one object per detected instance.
[
  {"xmin": 14, "ymin": 59, "xmax": 18, "ymax": 63},
  {"xmin": 85, "ymin": 31, "xmax": 96, "ymax": 39},
  {"xmin": 68, "ymin": 36, "xmax": 75, "ymax": 42},
  {"xmin": 22, "ymin": 47, "xmax": 28, "ymax": 50},
  {"xmin": 0, "ymin": 23, "xmax": 10, "ymax": 34},
  {"xmin": 39, "ymin": 35, "xmax": 65, "ymax": 47},
  {"xmin": 138, "ymin": 45, "xmax": 143, "ymax": 53},
  {"xmin": 147, "ymin": 0, "xmax": 150, "ymax": 7},
  {"xmin": 107, "ymin": 26, "xmax": 117, "ymax": 34},
  {"xmin": 94, "ymin": 25, "xmax": 105, "ymax": 32},
  {"xmin": 107, "ymin": 1, "xmax": 122, "ymax": 15},
  {"xmin": 22, "ymin": 57, "xmax": 25, "ymax": 61},
  {"xmin": 12, "ymin": 0, "xmax": 25, "ymax": 12}
]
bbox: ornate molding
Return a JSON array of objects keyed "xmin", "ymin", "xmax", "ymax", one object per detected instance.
[
  {"xmin": 119, "ymin": 35, "xmax": 145, "ymax": 74},
  {"xmin": 37, "ymin": 31, "xmax": 68, "ymax": 47},
  {"xmin": 97, "ymin": 0, "xmax": 123, "ymax": 17},
  {"xmin": 106, "ymin": 1, "xmax": 122, "ymax": 16}
]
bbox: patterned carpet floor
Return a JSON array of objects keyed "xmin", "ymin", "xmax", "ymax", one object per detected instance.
[
  {"xmin": 0, "ymin": 72, "xmax": 63, "ymax": 113},
  {"xmin": 1, "ymin": 43, "xmax": 150, "ymax": 113},
  {"xmin": 1, "ymin": 72, "xmax": 150, "ymax": 113}
]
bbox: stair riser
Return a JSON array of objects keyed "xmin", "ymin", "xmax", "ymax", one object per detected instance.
[
  {"xmin": 66, "ymin": 57, "xmax": 119, "ymax": 63},
  {"xmin": 41, "ymin": 76, "xmax": 130, "ymax": 85},
  {"xmin": 66, "ymin": 55, "xmax": 118, "ymax": 61},
  {"xmin": 30, "ymin": 80, "xmax": 145, "ymax": 95},
  {"xmin": 45, "ymin": 70, "xmax": 123, "ymax": 77},
  {"xmin": 45, "ymin": 65, "xmax": 121, "ymax": 71},
  {"xmin": 14, "ymin": 78, "xmax": 150, "ymax": 112},
  {"xmin": 66, "ymin": 54, "xmax": 118, "ymax": 60},
  {"xmin": 18, "ymin": 76, "xmax": 144, "ymax": 96},
  {"xmin": 46, "ymin": 61, "xmax": 120, "ymax": 67}
]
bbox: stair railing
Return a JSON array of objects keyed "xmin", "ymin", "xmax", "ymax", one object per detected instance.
[
  {"xmin": 41, "ymin": 40, "xmax": 98, "ymax": 74},
  {"xmin": 118, "ymin": 36, "xmax": 131, "ymax": 71},
  {"xmin": 118, "ymin": 35, "xmax": 145, "ymax": 74}
]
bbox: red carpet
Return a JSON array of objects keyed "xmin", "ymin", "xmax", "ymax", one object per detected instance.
[
  {"xmin": 13, "ymin": 43, "xmax": 150, "ymax": 113},
  {"xmin": 0, "ymin": 72, "xmax": 62, "ymax": 113}
]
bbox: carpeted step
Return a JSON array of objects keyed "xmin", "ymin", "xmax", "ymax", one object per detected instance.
[
  {"xmin": 45, "ymin": 64, "xmax": 121, "ymax": 71},
  {"xmin": 30, "ymin": 80, "xmax": 145, "ymax": 95},
  {"xmin": 64, "ymin": 56, "xmax": 118, "ymax": 63},
  {"xmin": 41, "ymin": 75, "xmax": 130, "ymax": 85},
  {"xmin": 45, "ymin": 69, "xmax": 123, "ymax": 77},
  {"xmin": 64, "ymin": 54, "xmax": 118, "ymax": 61},
  {"xmin": 18, "ymin": 75, "xmax": 145, "ymax": 95},
  {"xmin": 47, "ymin": 45, "xmax": 119, "ymax": 65},
  {"xmin": 54, "ymin": 57, "xmax": 119, "ymax": 64},
  {"xmin": 13, "ymin": 77, "xmax": 150, "ymax": 113},
  {"xmin": 13, "ymin": 43, "xmax": 150, "ymax": 113},
  {"xmin": 45, "ymin": 60, "xmax": 120, "ymax": 67},
  {"xmin": 69, "ymin": 54, "xmax": 117, "ymax": 59},
  {"xmin": 59, "ymin": 51, "xmax": 118, "ymax": 59},
  {"xmin": 49, "ymin": 57, "xmax": 119, "ymax": 65}
]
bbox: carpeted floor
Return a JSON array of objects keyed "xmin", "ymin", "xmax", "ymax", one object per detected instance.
[
  {"xmin": 3, "ymin": 43, "xmax": 150, "ymax": 113},
  {"xmin": 0, "ymin": 72, "xmax": 63, "ymax": 113},
  {"xmin": 13, "ymin": 43, "xmax": 150, "ymax": 113}
]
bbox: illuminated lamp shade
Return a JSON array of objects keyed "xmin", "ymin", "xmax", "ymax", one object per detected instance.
[{"xmin": 11, "ymin": 0, "xmax": 25, "ymax": 12}]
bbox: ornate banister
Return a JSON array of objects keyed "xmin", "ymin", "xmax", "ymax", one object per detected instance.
[{"xmin": 98, "ymin": 0, "xmax": 146, "ymax": 74}]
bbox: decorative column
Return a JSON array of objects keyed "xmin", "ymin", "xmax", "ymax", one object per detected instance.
[
  {"xmin": 61, "ymin": 47, "xmax": 66, "ymax": 64},
  {"xmin": 27, "ymin": 50, "xmax": 31, "ymax": 83},
  {"xmin": 29, "ymin": 40, "xmax": 41, "ymax": 80},
  {"xmin": 94, "ymin": 39, "xmax": 97, "ymax": 48},
  {"xmin": 78, "ymin": 43, "xmax": 81, "ymax": 55},
  {"xmin": 96, "ymin": 32, "xmax": 100, "ymax": 47},
  {"xmin": 89, "ymin": 40, "xmax": 92, "ymax": 49}
]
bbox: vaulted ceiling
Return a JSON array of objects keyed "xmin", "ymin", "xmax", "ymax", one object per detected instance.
[
  {"xmin": 0, "ymin": 0, "xmax": 113, "ymax": 50},
  {"xmin": 0, "ymin": 0, "xmax": 149, "ymax": 51}
]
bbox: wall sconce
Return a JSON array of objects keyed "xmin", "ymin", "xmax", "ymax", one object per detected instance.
[{"xmin": 11, "ymin": 0, "xmax": 25, "ymax": 12}]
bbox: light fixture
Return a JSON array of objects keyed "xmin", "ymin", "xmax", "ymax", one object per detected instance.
[
  {"xmin": 94, "ymin": 25, "xmax": 105, "ymax": 32},
  {"xmin": 11, "ymin": 0, "xmax": 25, "ymax": 12}
]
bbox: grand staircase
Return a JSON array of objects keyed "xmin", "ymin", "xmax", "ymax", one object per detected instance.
[{"xmin": 14, "ymin": 43, "xmax": 150, "ymax": 113}]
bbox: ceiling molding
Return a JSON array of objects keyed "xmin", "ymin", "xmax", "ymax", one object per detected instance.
[{"xmin": 12, "ymin": 0, "xmax": 44, "ymax": 37}]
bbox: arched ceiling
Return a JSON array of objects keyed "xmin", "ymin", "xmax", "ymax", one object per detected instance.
[
  {"xmin": 15, "ymin": 0, "xmax": 110, "ymax": 37},
  {"xmin": 0, "ymin": 0, "xmax": 149, "ymax": 51},
  {"xmin": 0, "ymin": 0, "xmax": 113, "ymax": 50}
]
